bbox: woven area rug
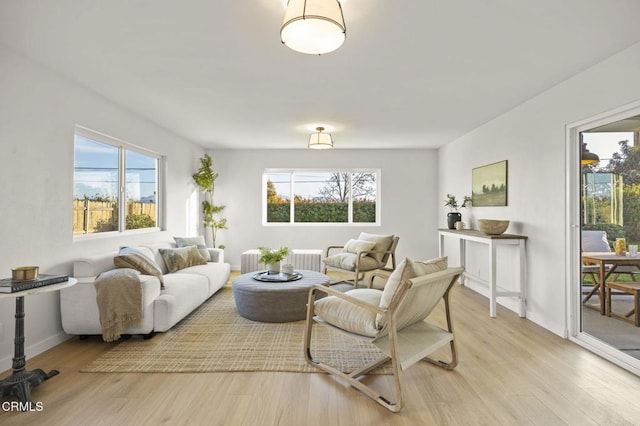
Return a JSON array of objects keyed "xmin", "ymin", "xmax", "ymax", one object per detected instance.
[{"xmin": 81, "ymin": 286, "xmax": 391, "ymax": 374}]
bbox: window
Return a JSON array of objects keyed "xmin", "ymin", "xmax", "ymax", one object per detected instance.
[
  {"xmin": 263, "ymin": 169, "xmax": 379, "ymax": 225},
  {"xmin": 73, "ymin": 127, "xmax": 162, "ymax": 235}
]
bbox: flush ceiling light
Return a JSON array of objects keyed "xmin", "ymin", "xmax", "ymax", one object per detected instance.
[
  {"xmin": 281, "ymin": 0, "xmax": 346, "ymax": 55},
  {"xmin": 581, "ymin": 142, "xmax": 600, "ymax": 165},
  {"xmin": 308, "ymin": 127, "xmax": 334, "ymax": 149}
]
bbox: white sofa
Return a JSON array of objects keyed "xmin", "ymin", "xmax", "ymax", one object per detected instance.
[{"xmin": 60, "ymin": 241, "xmax": 231, "ymax": 337}]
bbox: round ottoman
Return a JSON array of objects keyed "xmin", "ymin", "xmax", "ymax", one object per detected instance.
[{"xmin": 232, "ymin": 270, "xmax": 330, "ymax": 322}]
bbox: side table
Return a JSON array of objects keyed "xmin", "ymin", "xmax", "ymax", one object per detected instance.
[{"xmin": 0, "ymin": 278, "xmax": 77, "ymax": 404}]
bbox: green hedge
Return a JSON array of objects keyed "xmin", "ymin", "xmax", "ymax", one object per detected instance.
[{"xmin": 266, "ymin": 201, "xmax": 376, "ymax": 223}]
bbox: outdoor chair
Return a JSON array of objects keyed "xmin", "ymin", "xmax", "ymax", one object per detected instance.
[
  {"xmin": 322, "ymin": 233, "xmax": 399, "ymax": 288},
  {"xmin": 303, "ymin": 257, "xmax": 464, "ymax": 412},
  {"xmin": 582, "ymin": 230, "xmax": 638, "ymax": 305}
]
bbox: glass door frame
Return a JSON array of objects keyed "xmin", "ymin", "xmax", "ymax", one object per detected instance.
[{"xmin": 566, "ymin": 101, "xmax": 640, "ymax": 376}]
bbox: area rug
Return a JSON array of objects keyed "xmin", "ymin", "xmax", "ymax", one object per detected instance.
[{"xmin": 81, "ymin": 286, "xmax": 391, "ymax": 374}]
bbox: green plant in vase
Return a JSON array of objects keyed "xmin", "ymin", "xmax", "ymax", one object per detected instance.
[
  {"xmin": 444, "ymin": 193, "xmax": 472, "ymax": 230},
  {"xmin": 258, "ymin": 246, "xmax": 290, "ymax": 274}
]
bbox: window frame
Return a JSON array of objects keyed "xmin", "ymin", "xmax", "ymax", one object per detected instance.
[
  {"xmin": 262, "ymin": 168, "xmax": 381, "ymax": 226},
  {"xmin": 73, "ymin": 126, "xmax": 165, "ymax": 238}
]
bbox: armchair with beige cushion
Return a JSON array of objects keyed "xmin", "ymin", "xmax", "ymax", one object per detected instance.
[
  {"xmin": 322, "ymin": 232, "xmax": 399, "ymax": 288},
  {"xmin": 304, "ymin": 256, "xmax": 463, "ymax": 412}
]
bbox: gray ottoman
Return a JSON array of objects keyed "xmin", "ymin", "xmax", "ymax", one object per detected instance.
[{"xmin": 232, "ymin": 270, "xmax": 330, "ymax": 322}]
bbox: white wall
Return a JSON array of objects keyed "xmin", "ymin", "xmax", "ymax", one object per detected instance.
[
  {"xmin": 0, "ymin": 45, "xmax": 205, "ymax": 370},
  {"xmin": 212, "ymin": 149, "xmax": 440, "ymax": 269},
  {"xmin": 438, "ymin": 41, "xmax": 640, "ymax": 336}
]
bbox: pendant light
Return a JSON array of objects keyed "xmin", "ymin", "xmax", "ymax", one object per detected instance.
[{"xmin": 281, "ymin": 0, "xmax": 346, "ymax": 55}]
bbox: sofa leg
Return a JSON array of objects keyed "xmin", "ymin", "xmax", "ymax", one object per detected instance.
[{"xmin": 143, "ymin": 331, "xmax": 155, "ymax": 340}]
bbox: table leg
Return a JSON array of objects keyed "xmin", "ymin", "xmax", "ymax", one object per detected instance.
[
  {"xmin": 489, "ymin": 241, "xmax": 497, "ymax": 317},
  {"xmin": 599, "ymin": 262, "xmax": 606, "ymax": 315},
  {"xmin": 0, "ymin": 296, "xmax": 59, "ymax": 404},
  {"xmin": 459, "ymin": 238, "xmax": 466, "ymax": 285},
  {"xmin": 519, "ymin": 240, "xmax": 526, "ymax": 317}
]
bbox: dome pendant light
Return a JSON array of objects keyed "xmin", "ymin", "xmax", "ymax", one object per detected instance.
[
  {"xmin": 281, "ymin": 0, "xmax": 346, "ymax": 55},
  {"xmin": 581, "ymin": 142, "xmax": 600, "ymax": 165}
]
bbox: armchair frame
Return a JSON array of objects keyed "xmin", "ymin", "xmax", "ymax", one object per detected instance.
[{"xmin": 303, "ymin": 266, "xmax": 464, "ymax": 412}]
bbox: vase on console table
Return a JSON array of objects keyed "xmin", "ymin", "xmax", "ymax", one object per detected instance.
[{"xmin": 447, "ymin": 212, "xmax": 462, "ymax": 230}]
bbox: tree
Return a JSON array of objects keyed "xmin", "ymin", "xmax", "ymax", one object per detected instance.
[
  {"xmin": 266, "ymin": 180, "xmax": 285, "ymax": 203},
  {"xmin": 606, "ymin": 140, "xmax": 640, "ymax": 185},
  {"xmin": 192, "ymin": 154, "xmax": 227, "ymax": 248},
  {"xmin": 318, "ymin": 172, "xmax": 376, "ymax": 202}
]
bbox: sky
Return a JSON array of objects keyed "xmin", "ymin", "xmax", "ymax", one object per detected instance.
[
  {"xmin": 74, "ymin": 135, "xmax": 157, "ymax": 200},
  {"xmin": 582, "ymin": 131, "xmax": 635, "ymax": 169}
]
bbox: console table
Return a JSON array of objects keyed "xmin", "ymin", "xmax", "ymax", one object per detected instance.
[
  {"xmin": 0, "ymin": 278, "xmax": 77, "ymax": 404},
  {"xmin": 438, "ymin": 229, "xmax": 527, "ymax": 318}
]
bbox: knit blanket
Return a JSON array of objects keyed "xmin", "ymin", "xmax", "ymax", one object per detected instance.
[{"xmin": 95, "ymin": 268, "xmax": 143, "ymax": 342}]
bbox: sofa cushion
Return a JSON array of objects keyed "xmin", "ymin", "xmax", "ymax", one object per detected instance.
[
  {"xmin": 113, "ymin": 247, "xmax": 164, "ymax": 288},
  {"xmin": 173, "ymin": 236, "xmax": 211, "ymax": 261},
  {"xmin": 159, "ymin": 246, "xmax": 208, "ymax": 273},
  {"xmin": 174, "ymin": 262, "xmax": 230, "ymax": 296}
]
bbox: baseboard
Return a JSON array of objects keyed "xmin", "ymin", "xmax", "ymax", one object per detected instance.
[{"xmin": 0, "ymin": 331, "xmax": 73, "ymax": 373}]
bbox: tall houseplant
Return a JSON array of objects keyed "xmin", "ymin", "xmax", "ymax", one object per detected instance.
[
  {"xmin": 192, "ymin": 154, "xmax": 227, "ymax": 248},
  {"xmin": 444, "ymin": 194, "xmax": 472, "ymax": 229}
]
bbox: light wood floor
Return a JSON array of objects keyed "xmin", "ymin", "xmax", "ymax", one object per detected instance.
[{"xmin": 2, "ymin": 275, "xmax": 640, "ymax": 425}]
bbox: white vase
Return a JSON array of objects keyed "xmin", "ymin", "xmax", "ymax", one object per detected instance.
[{"xmin": 267, "ymin": 262, "xmax": 280, "ymax": 275}]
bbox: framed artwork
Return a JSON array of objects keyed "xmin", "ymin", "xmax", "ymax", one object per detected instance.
[{"xmin": 472, "ymin": 160, "xmax": 508, "ymax": 206}]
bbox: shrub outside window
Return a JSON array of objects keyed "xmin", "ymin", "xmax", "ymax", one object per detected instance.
[
  {"xmin": 264, "ymin": 169, "xmax": 379, "ymax": 225},
  {"xmin": 73, "ymin": 127, "xmax": 162, "ymax": 235}
]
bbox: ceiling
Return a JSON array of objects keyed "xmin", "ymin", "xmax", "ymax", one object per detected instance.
[{"xmin": 2, "ymin": 0, "xmax": 640, "ymax": 150}]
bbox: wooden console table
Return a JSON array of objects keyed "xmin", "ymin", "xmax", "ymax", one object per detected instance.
[
  {"xmin": 0, "ymin": 278, "xmax": 77, "ymax": 404},
  {"xmin": 438, "ymin": 229, "xmax": 528, "ymax": 318}
]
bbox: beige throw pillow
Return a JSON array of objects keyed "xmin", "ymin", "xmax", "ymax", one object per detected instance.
[
  {"xmin": 159, "ymin": 246, "xmax": 208, "ymax": 273},
  {"xmin": 358, "ymin": 232, "xmax": 394, "ymax": 263},
  {"xmin": 342, "ymin": 239, "xmax": 377, "ymax": 254},
  {"xmin": 113, "ymin": 246, "xmax": 164, "ymax": 288},
  {"xmin": 376, "ymin": 256, "xmax": 448, "ymax": 328},
  {"xmin": 173, "ymin": 236, "xmax": 211, "ymax": 261}
]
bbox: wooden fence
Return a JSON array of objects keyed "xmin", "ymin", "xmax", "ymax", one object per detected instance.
[{"xmin": 73, "ymin": 200, "xmax": 157, "ymax": 234}]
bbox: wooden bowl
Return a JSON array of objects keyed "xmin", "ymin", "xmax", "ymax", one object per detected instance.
[
  {"xmin": 478, "ymin": 219, "xmax": 510, "ymax": 235},
  {"xmin": 11, "ymin": 266, "xmax": 39, "ymax": 281}
]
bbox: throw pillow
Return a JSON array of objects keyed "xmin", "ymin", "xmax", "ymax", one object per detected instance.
[
  {"xmin": 358, "ymin": 232, "xmax": 395, "ymax": 262},
  {"xmin": 113, "ymin": 247, "xmax": 164, "ymax": 289},
  {"xmin": 159, "ymin": 246, "xmax": 208, "ymax": 273},
  {"xmin": 342, "ymin": 239, "xmax": 377, "ymax": 254},
  {"xmin": 376, "ymin": 256, "xmax": 448, "ymax": 328},
  {"xmin": 173, "ymin": 236, "xmax": 211, "ymax": 261}
]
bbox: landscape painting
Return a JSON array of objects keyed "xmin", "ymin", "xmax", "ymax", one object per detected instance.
[{"xmin": 472, "ymin": 160, "xmax": 508, "ymax": 206}]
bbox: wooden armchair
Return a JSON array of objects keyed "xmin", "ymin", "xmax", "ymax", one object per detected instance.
[
  {"xmin": 322, "ymin": 233, "xmax": 399, "ymax": 288},
  {"xmin": 304, "ymin": 257, "xmax": 463, "ymax": 412}
]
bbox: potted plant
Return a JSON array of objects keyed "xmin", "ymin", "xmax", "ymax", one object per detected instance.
[
  {"xmin": 444, "ymin": 194, "xmax": 472, "ymax": 229},
  {"xmin": 258, "ymin": 246, "xmax": 290, "ymax": 274},
  {"xmin": 192, "ymin": 154, "xmax": 227, "ymax": 249}
]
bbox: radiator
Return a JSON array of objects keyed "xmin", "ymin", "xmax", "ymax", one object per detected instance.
[{"xmin": 240, "ymin": 249, "xmax": 323, "ymax": 274}]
